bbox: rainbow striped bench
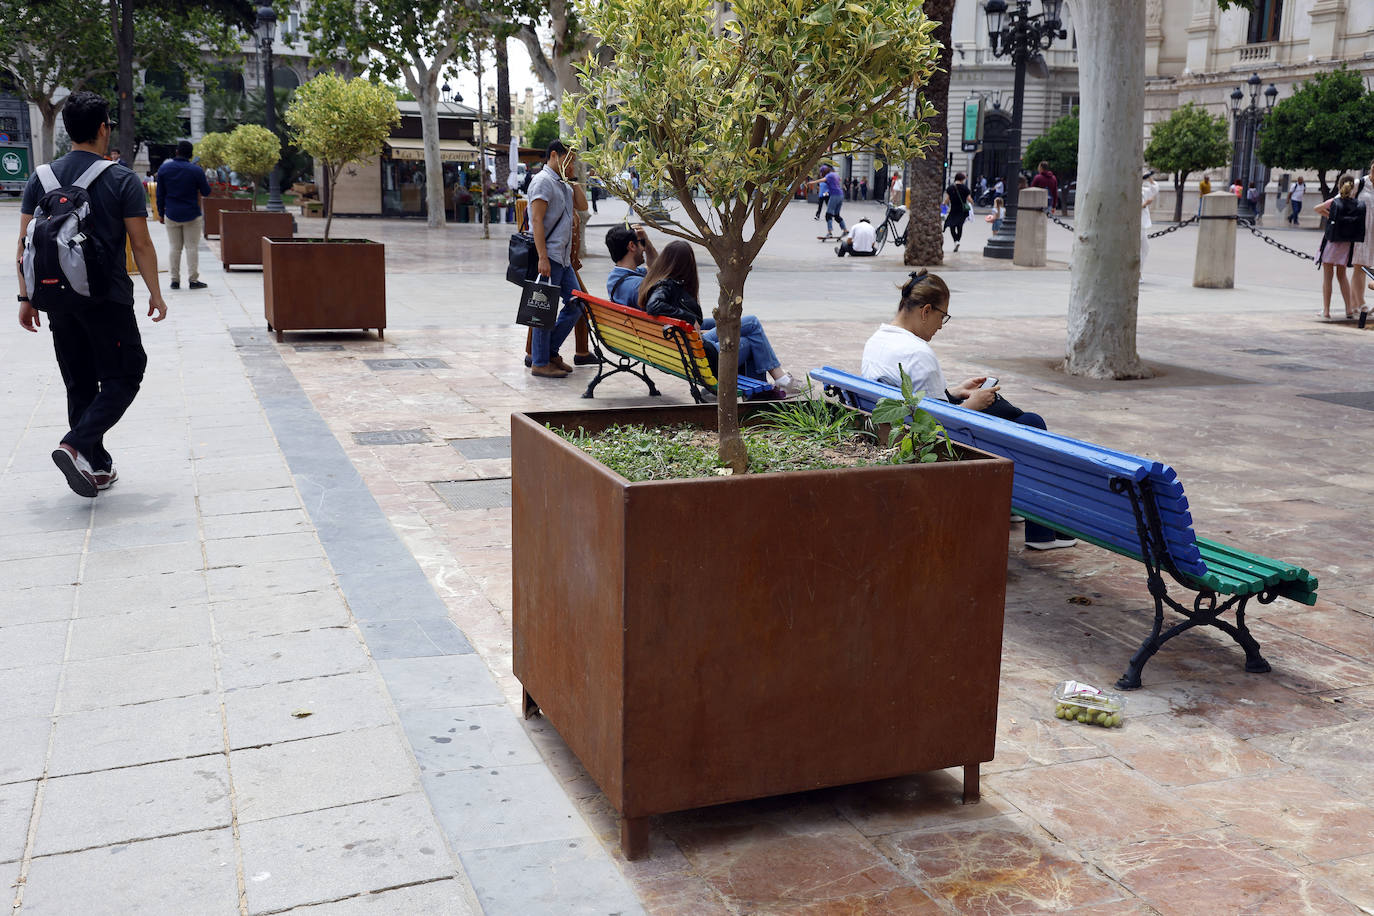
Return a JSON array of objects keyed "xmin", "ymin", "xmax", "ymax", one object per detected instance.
[{"xmin": 573, "ymin": 290, "xmax": 774, "ymax": 404}]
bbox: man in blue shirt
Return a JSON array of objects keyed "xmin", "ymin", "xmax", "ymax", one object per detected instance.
[
  {"xmin": 605, "ymin": 224, "xmax": 656, "ymax": 307},
  {"xmin": 155, "ymin": 140, "xmax": 212, "ymax": 290}
]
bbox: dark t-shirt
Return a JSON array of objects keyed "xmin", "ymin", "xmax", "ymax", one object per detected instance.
[
  {"xmin": 22, "ymin": 151, "xmax": 147, "ymax": 306},
  {"xmin": 945, "ymin": 183, "xmax": 970, "ymax": 219}
]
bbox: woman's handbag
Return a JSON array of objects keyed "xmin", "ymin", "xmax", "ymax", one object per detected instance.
[{"xmin": 515, "ymin": 275, "xmax": 560, "ymax": 328}]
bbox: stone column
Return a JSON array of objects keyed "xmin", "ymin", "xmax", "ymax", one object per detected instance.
[
  {"xmin": 1013, "ymin": 186, "xmax": 1047, "ymax": 267},
  {"xmin": 1193, "ymin": 191, "xmax": 1237, "ymax": 289}
]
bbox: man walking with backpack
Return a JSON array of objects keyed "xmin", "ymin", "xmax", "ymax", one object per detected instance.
[
  {"xmin": 15, "ymin": 90, "xmax": 167, "ymax": 497},
  {"xmin": 156, "ymin": 139, "xmax": 211, "ymax": 290}
]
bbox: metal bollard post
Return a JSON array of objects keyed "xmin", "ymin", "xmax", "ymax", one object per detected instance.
[
  {"xmin": 1193, "ymin": 192, "xmax": 1237, "ymax": 289},
  {"xmin": 1013, "ymin": 187, "xmax": 1048, "ymax": 267}
]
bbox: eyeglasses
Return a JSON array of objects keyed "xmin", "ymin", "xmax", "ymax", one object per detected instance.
[{"xmin": 929, "ymin": 304, "xmax": 952, "ymax": 326}]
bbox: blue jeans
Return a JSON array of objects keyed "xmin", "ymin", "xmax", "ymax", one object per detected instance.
[
  {"xmin": 701, "ymin": 315, "xmax": 781, "ymax": 379},
  {"xmin": 1290, "ymin": 200, "xmax": 1302, "ymax": 224},
  {"xmin": 1009, "ymin": 411, "xmax": 1069, "ymax": 544},
  {"xmin": 825, "ymin": 197, "xmax": 847, "ymax": 234},
  {"xmin": 530, "ymin": 260, "xmax": 581, "ymax": 367}
]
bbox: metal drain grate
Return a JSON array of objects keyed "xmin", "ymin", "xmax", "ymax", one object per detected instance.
[
  {"xmin": 1262, "ymin": 363, "xmax": 1324, "ymax": 373},
  {"xmin": 353, "ymin": 429, "xmax": 431, "ymax": 446},
  {"xmin": 1298, "ymin": 391, "xmax": 1374, "ymax": 412},
  {"xmin": 450, "ymin": 437, "xmax": 511, "ymax": 460},
  {"xmin": 363, "ymin": 358, "xmax": 451, "ymax": 371},
  {"xmin": 294, "ymin": 344, "xmax": 344, "ymax": 352},
  {"xmin": 430, "ymin": 478, "xmax": 512, "ymax": 510}
]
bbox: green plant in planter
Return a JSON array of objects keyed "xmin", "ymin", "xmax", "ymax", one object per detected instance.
[
  {"xmin": 196, "ymin": 131, "xmax": 230, "ymax": 190},
  {"xmin": 284, "ymin": 73, "xmax": 399, "ymax": 239},
  {"xmin": 871, "ymin": 367, "xmax": 958, "ymax": 464},
  {"xmin": 223, "ymin": 124, "xmax": 281, "ymax": 210},
  {"xmin": 753, "ymin": 389, "xmax": 868, "ymax": 447}
]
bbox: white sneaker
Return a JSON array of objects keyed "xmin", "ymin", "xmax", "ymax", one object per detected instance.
[
  {"xmin": 1010, "ymin": 514, "xmax": 1025, "ymax": 523},
  {"xmin": 94, "ymin": 465, "xmax": 119, "ymax": 491},
  {"xmin": 1027, "ymin": 538, "xmax": 1077, "ymax": 551},
  {"xmin": 773, "ymin": 373, "xmax": 805, "ymax": 394},
  {"xmin": 52, "ymin": 444, "xmax": 98, "ymax": 498}
]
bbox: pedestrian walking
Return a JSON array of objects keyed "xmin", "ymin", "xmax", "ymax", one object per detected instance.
[
  {"xmin": 1345, "ymin": 161, "xmax": 1374, "ymax": 326},
  {"xmin": 1312, "ymin": 175, "xmax": 1360, "ymax": 321},
  {"xmin": 155, "ymin": 140, "xmax": 211, "ymax": 290},
  {"xmin": 1198, "ymin": 175, "xmax": 1211, "ymax": 216},
  {"xmin": 887, "ymin": 170, "xmax": 904, "ymax": 207},
  {"xmin": 1030, "ymin": 161, "xmax": 1058, "ymax": 213},
  {"xmin": 1141, "ymin": 172, "xmax": 1159, "ymax": 274},
  {"xmin": 942, "ymin": 172, "xmax": 971, "ymax": 252},
  {"xmin": 525, "ymin": 140, "xmax": 583, "ymax": 379},
  {"xmin": 1288, "ymin": 177, "xmax": 1305, "ymax": 225},
  {"xmin": 859, "ymin": 177, "xmax": 868, "ymax": 200},
  {"xmin": 16, "ymin": 90, "xmax": 167, "ymax": 497}
]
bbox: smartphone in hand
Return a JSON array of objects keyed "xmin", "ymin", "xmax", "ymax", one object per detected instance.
[{"xmin": 980, "ymin": 377, "xmax": 999, "ymax": 389}]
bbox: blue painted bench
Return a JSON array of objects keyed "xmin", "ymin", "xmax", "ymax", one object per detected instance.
[{"xmin": 809, "ymin": 366, "xmax": 1318, "ymax": 689}]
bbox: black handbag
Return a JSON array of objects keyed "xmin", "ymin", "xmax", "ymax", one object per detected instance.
[
  {"xmin": 515, "ymin": 274, "xmax": 560, "ymax": 328},
  {"xmin": 506, "ymin": 208, "xmax": 565, "ymax": 287}
]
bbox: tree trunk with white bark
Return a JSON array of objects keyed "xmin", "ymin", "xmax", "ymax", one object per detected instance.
[
  {"xmin": 408, "ymin": 72, "xmax": 448, "ymax": 229},
  {"xmin": 1064, "ymin": 0, "xmax": 1150, "ymax": 379}
]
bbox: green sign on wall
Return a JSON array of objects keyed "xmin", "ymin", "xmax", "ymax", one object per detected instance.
[
  {"xmin": 0, "ymin": 143, "xmax": 30, "ymax": 190},
  {"xmin": 961, "ymin": 98, "xmax": 984, "ymax": 153}
]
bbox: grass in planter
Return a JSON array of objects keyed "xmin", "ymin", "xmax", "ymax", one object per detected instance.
[{"xmin": 555, "ymin": 398, "xmax": 887, "ymax": 482}]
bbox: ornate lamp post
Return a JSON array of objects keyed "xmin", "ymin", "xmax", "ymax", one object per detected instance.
[
  {"xmin": 254, "ymin": 5, "xmax": 284, "ymax": 213},
  {"xmin": 1229, "ymin": 72, "xmax": 1277, "ymax": 219},
  {"xmin": 981, "ymin": 0, "xmax": 1066, "ymax": 259}
]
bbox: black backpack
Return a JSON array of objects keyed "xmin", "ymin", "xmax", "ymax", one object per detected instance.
[
  {"xmin": 1328, "ymin": 181, "xmax": 1367, "ymax": 244},
  {"xmin": 21, "ymin": 158, "xmax": 116, "ymax": 310}
]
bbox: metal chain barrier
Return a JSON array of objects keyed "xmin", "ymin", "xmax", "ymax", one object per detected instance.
[
  {"xmin": 1048, "ymin": 213, "xmax": 1076, "ymax": 233},
  {"xmin": 1146, "ymin": 214, "xmax": 1198, "ymax": 239},
  {"xmin": 1237, "ymin": 217, "xmax": 1315, "ymax": 262},
  {"xmin": 1028, "ymin": 211, "xmax": 1314, "ymax": 263}
]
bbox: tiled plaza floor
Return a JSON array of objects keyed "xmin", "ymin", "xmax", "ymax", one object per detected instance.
[{"xmin": 4, "ymin": 199, "xmax": 1373, "ymax": 914}]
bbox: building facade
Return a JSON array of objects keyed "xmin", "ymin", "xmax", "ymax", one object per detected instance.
[{"xmin": 482, "ymin": 86, "xmax": 543, "ymax": 147}]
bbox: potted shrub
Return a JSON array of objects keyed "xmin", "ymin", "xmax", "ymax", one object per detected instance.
[
  {"xmin": 218, "ymin": 124, "xmax": 294, "ymax": 270},
  {"xmin": 263, "ymin": 73, "xmax": 399, "ymax": 342},
  {"xmin": 196, "ymin": 130, "xmax": 252, "ymax": 237}
]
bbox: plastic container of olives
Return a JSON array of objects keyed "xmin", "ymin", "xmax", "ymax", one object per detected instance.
[{"xmin": 1052, "ymin": 680, "xmax": 1126, "ymax": 728}]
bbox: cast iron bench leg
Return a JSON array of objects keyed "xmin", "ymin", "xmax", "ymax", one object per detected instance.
[
  {"xmin": 962, "ymin": 764, "xmax": 980, "ymax": 804},
  {"xmin": 621, "ymin": 815, "xmax": 649, "ymax": 860}
]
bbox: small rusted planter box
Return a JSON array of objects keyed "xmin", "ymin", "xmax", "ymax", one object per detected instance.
[
  {"xmin": 512, "ymin": 404, "xmax": 1013, "ymax": 859},
  {"xmin": 201, "ymin": 197, "xmax": 253, "ymax": 238},
  {"xmin": 219, "ymin": 210, "xmax": 293, "ymax": 270},
  {"xmin": 262, "ymin": 238, "xmax": 385, "ymax": 342}
]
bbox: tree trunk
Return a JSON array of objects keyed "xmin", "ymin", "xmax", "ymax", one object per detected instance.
[
  {"xmin": 1317, "ymin": 170, "xmax": 1330, "ymax": 203},
  {"xmin": 904, "ymin": 0, "xmax": 953, "ymax": 267},
  {"xmin": 37, "ymin": 101, "xmax": 59, "ymax": 164},
  {"xmin": 113, "ymin": 0, "xmax": 135, "ymax": 158},
  {"xmin": 323, "ymin": 163, "xmax": 338, "ymax": 241},
  {"xmin": 413, "ymin": 78, "xmax": 447, "ymax": 229},
  {"xmin": 1064, "ymin": 0, "xmax": 1150, "ymax": 380},
  {"xmin": 495, "ymin": 38, "xmax": 512, "ymax": 189},
  {"xmin": 1173, "ymin": 172, "xmax": 1185, "ymax": 223},
  {"xmin": 713, "ymin": 256, "xmax": 749, "ymax": 473},
  {"xmin": 476, "ymin": 42, "xmax": 489, "ymax": 240}
]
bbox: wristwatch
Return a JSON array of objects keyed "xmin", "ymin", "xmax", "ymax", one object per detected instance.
[{"xmin": 17, "ymin": 295, "xmax": 30, "ymax": 302}]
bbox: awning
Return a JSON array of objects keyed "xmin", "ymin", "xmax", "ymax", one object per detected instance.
[{"xmin": 385, "ymin": 137, "xmax": 480, "ymax": 163}]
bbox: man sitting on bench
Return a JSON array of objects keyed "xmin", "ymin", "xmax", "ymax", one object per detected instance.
[
  {"xmin": 861, "ymin": 270, "xmax": 1076, "ymax": 551},
  {"xmin": 604, "ymin": 227, "xmax": 800, "ymax": 391}
]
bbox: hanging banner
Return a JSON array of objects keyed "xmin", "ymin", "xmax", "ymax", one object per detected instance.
[{"xmin": 961, "ymin": 98, "xmax": 984, "ymax": 153}]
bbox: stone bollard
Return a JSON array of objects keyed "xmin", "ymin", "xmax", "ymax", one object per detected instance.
[
  {"xmin": 1013, "ymin": 187, "xmax": 1047, "ymax": 267},
  {"xmin": 1193, "ymin": 191, "xmax": 1237, "ymax": 289}
]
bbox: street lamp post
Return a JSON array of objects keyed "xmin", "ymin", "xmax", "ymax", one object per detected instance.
[
  {"xmin": 254, "ymin": 5, "xmax": 284, "ymax": 213},
  {"xmin": 981, "ymin": 0, "xmax": 1066, "ymax": 259},
  {"xmin": 1229, "ymin": 72, "xmax": 1277, "ymax": 219}
]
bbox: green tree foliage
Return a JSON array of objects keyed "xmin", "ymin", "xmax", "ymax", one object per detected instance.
[
  {"xmin": 132, "ymin": 83, "xmax": 183, "ymax": 156},
  {"xmin": 568, "ymin": 0, "xmax": 941, "ymax": 471},
  {"xmin": 1024, "ymin": 107, "xmax": 1079, "ymax": 188},
  {"xmin": 196, "ymin": 130, "xmax": 230, "ymax": 171},
  {"xmin": 285, "ymin": 73, "xmax": 399, "ymax": 239},
  {"xmin": 1145, "ymin": 102, "xmax": 1231, "ymax": 222},
  {"xmin": 1258, "ymin": 67, "xmax": 1374, "ymax": 201},
  {"xmin": 224, "ymin": 123, "xmax": 281, "ymax": 202},
  {"xmin": 526, "ymin": 111, "xmax": 560, "ymax": 151}
]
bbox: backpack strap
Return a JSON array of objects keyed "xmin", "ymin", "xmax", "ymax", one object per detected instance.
[
  {"xmin": 35, "ymin": 164, "xmax": 60, "ymax": 193},
  {"xmin": 72, "ymin": 157, "xmax": 116, "ymax": 190}
]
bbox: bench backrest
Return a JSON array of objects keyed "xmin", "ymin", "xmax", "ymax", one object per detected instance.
[
  {"xmin": 809, "ymin": 367, "xmax": 1209, "ymax": 580},
  {"xmin": 574, "ymin": 290, "xmax": 719, "ymax": 387}
]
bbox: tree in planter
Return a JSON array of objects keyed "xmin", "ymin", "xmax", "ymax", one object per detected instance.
[
  {"xmin": 1258, "ymin": 67, "xmax": 1374, "ymax": 203},
  {"xmin": 1144, "ymin": 102, "xmax": 1230, "ymax": 224},
  {"xmin": 1024, "ymin": 107, "xmax": 1079, "ymax": 193},
  {"xmin": 284, "ymin": 73, "xmax": 399, "ymax": 240},
  {"xmin": 224, "ymin": 124, "xmax": 281, "ymax": 208},
  {"xmin": 568, "ymin": 0, "xmax": 940, "ymax": 471}
]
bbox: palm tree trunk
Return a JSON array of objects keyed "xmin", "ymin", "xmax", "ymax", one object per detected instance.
[
  {"xmin": 904, "ymin": 0, "xmax": 953, "ymax": 267},
  {"xmin": 495, "ymin": 38, "xmax": 512, "ymax": 190}
]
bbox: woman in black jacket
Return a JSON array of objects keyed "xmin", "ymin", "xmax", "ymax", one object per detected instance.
[{"xmin": 636, "ymin": 241, "xmax": 796, "ymax": 388}]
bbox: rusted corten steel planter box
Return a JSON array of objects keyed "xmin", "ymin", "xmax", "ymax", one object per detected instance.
[
  {"xmin": 201, "ymin": 197, "xmax": 253, "ymax": 238},
  {"xmin": 219, "ymin": 210, "xmax": 293, "ymax": 270},
  {"xmin": 262, "ymin": 238, "xmax": 385, "ymax": 342},
  {"xmin": 512, "ymin": 403, "xmax": 1014, "ymax": 859}
]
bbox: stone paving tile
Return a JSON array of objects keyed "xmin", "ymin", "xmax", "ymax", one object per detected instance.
[
  {"xmin": 20, "ymin": 828, "xmax": 240, "ymax": 916},
  {"xmin": 424, "ymin": 762, "xmax": 590, "ymax": 853},
  {"xmin": 399, "ymin": 704, "xmax": 543, "ymax": 774},
  {"xmin": 0, "ymin": 780, "xmax": 35, "ymax": 863},
  {"xmin": 198, "ymin": 485, "xmax": 304, "ymax": 518},
  {"xmin": 217, "ymin": 627, "xmax": 372, "ymax": 690},
  {"xmin": 47, "ymin": 693, "xmax": 223, "ymax": 776},
  {"xmin": 84, "ymin": 516, "xmax": 200, "ymax": 552},
  {"xmin": 211, "ymin": 589, "xmax": 352, "ymax": 642},
  {"xmin": 201, "ymin": 506, "xmax": 315, "ymax": 540},
  {"xmin": 0, "ymin": 585, "xmax": 75, "ymax": 628},
  {"xmin": 238, "ymin": 793, "xmax": 456, "ymax": 914},
  {"xmin": 0, "ymin": 620, "xmax": 69, "ymax": 669},
  {"xmin": 72, "ymin": 570, "xmax": 209, "ymax": 617},
  {"xmin": 0, "ymin": 716, "xmax": 51, "ymax": 786},
  {"xmin": 0, "ymin": 664, "xmax": 62, "ymax": 722},
  {"xmin": 459, "ymin": 837, "xmax": 646, "ymax": 916},
  {"xmin": 279, "ymin": 879, "xmax": 479, "ymax": 915},
  {"xmin": 58, "ymin": 645, "xmax": 216, "ymax": 713},
  {"xmin": 34, "ymin": 757, "xmax": 231, "ymax": 855},
  {"xmin": 356, "ymin": 617, "xmax": 472, "ymax": 659},
  {"xmin": 0, "ymin": 529, "xmax": 86, "ymax": 563},
  {"xmin": 78, "ymin": 540, "xmax": 205, "ymax": 582},
  {"xmin": 232, "ymin": 726, "xmax": 421, "ymax": 823},
  {"xmin": 206, "ymin": 556, "xmax": 337, "ymax": 602},
  {"xmin": 375, "ymin": 655, "xmax": 505, "ymax": 711},
  {"xmin": 66, "ymin": 605, "xmax": 213, "ymax": 660},
  {"xmin": 222, "ymin": 671, "xmax": 399, "ymax": 750},
  {"xmin": 203, "ymin": 531, "xmax": 325, "ymax": 569},
  {"xmin": 1301, "ymin": 853, "xmax": 1374, "ymax": 913},
  {"xmin": 0, "ymin": 555, "xmax": 81, "ymax": 591}
]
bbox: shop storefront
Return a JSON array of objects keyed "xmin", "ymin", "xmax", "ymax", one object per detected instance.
[{"xmin": 381, "ymin": 137, "xmax": 481, "ymax": 219}]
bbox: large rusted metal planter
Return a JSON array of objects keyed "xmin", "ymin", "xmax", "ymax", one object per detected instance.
[
  {"xmin": 512, "ymin": 403, "xmax": 1014, "ymax": 859},
  {"xmin": 219, "ymin": 210, "xmax": 293, "ymax": 270},
  {"xmin": 201, "ymin": 197, "xmax": 253, "ymax": 238},
  {"xmin": 262, "ymin": 238, "xmax": 385, "ymax": 342}
]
